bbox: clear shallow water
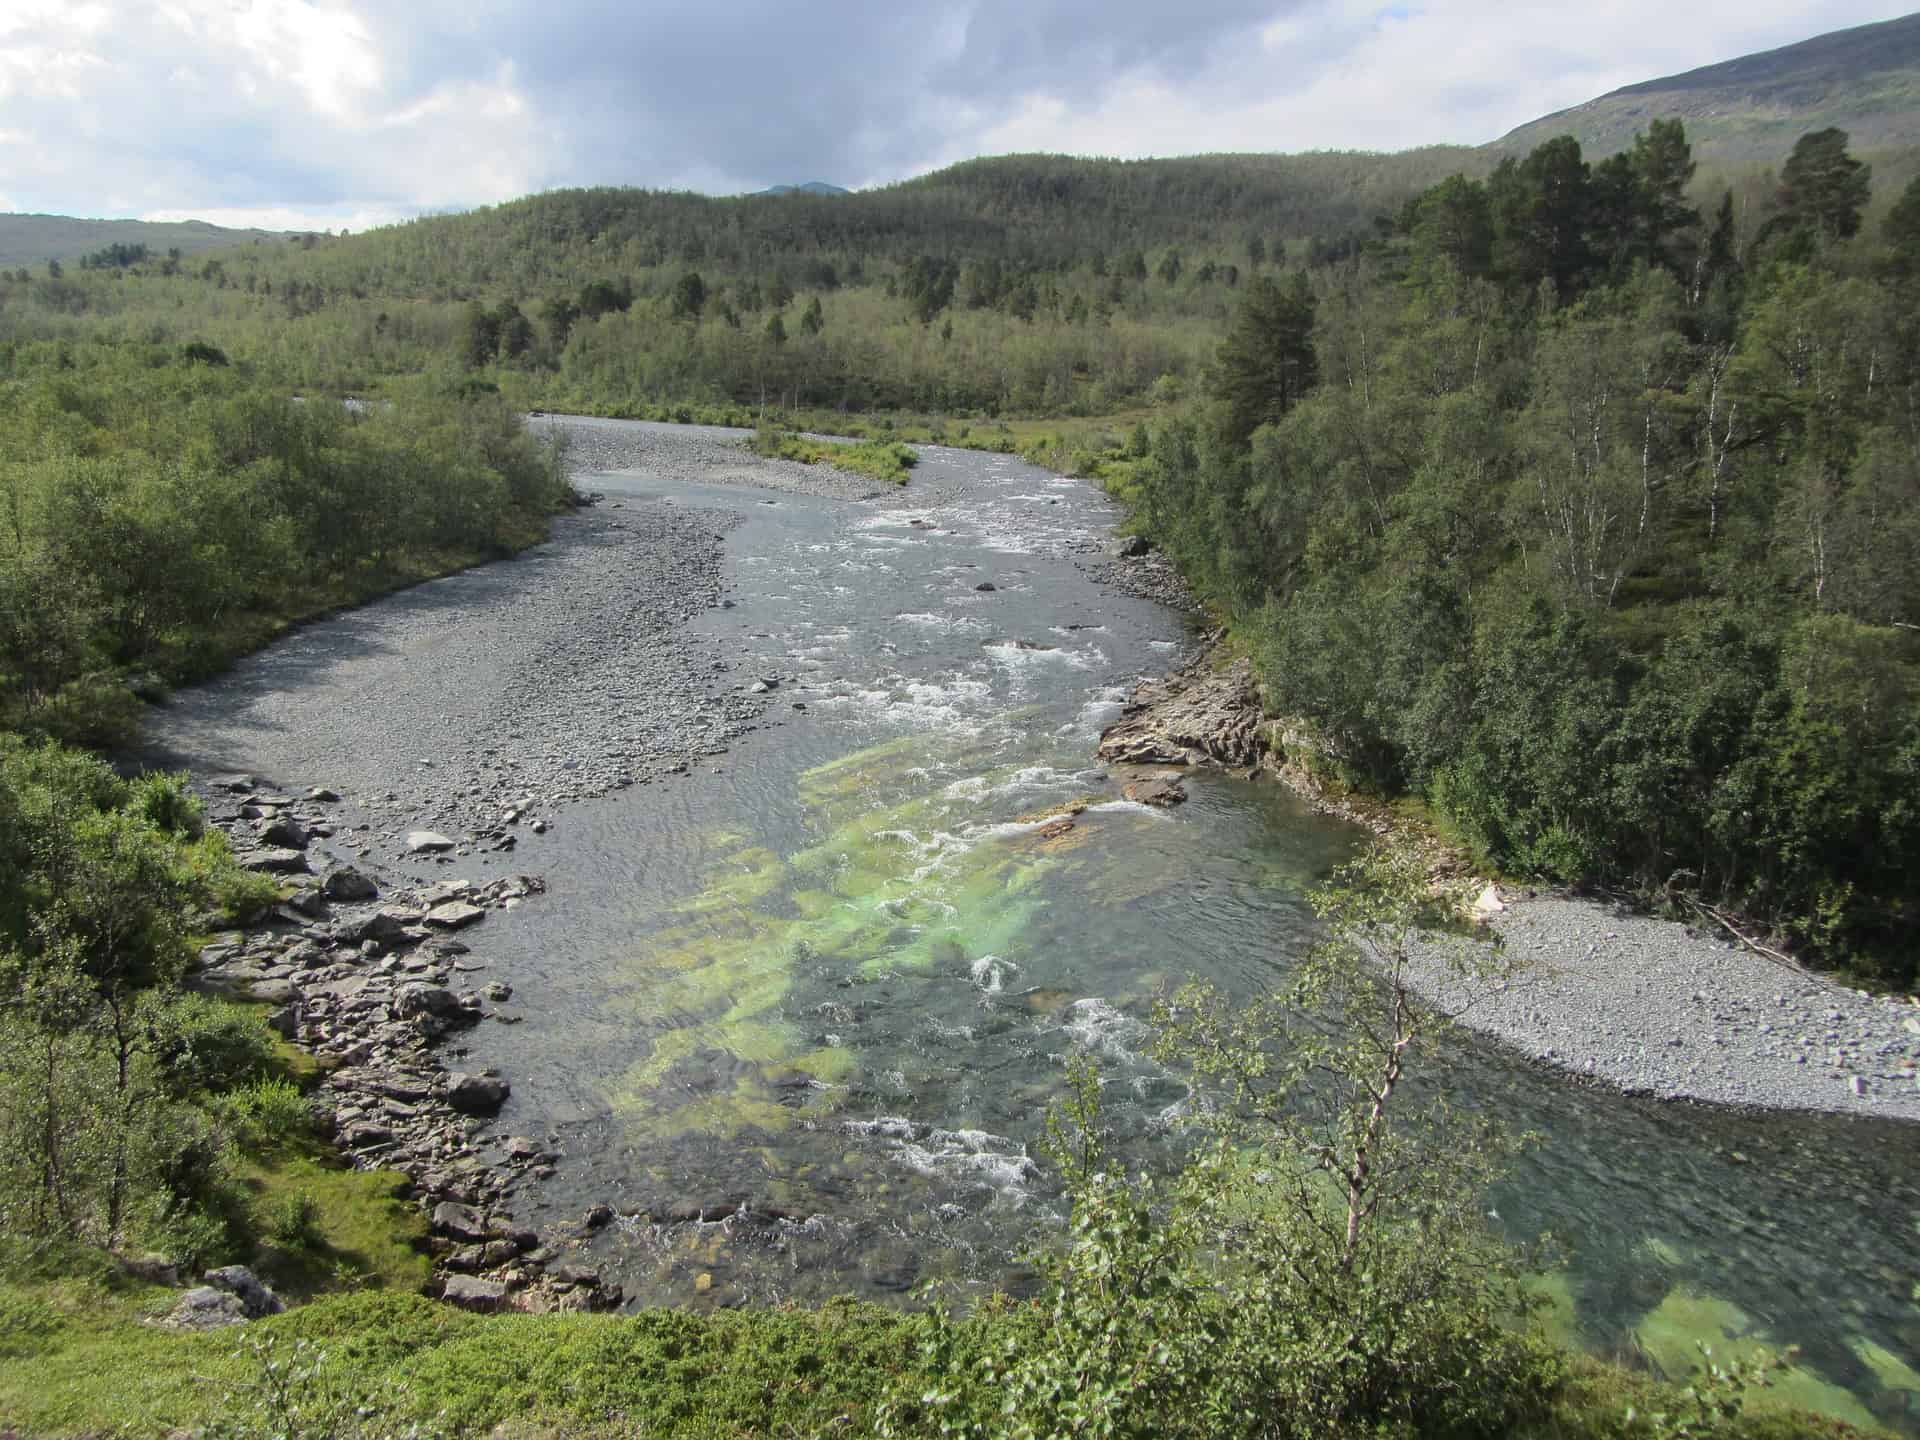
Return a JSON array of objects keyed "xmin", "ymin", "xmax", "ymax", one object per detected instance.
[{"xmin": 432, "ymin": 446, "xmax": 1916, "ymax": 1430}]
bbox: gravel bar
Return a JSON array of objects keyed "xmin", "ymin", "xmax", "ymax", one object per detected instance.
[
  {"xmin": 141, "ymin": 420, "xmax": 857, "ymax": 867},
  {"xmin": 1406, "ymin": 892, "xmax": 1920, "ymax": 1120}
]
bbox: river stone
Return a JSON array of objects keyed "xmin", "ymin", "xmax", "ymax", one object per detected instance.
[
  {"xmin": 241, "ymin": 847, "xmax": 310, "ymax": 874},
  {"xmin": 1122, "ymin": 775, "xmax": 1188, "ymax": 807},
  {"xmin": 442, "ymin": 1275, "xmax": 508, "ymax": 1312},
  {"xmin": 447, "ymin": 1072, "xmax": 510, "ymax": 1115},
  {"xmin": 322, "ymin": 865, "xmax": 380, "ymax": 901},
  {"xmin": 425, "ymin": 901, "xmax": 486, "ymax": 931},
  {"xmin": 346, "ymin": 909, "xmax": 411, "ymax": 947},
  {"xmin": 394, "ymin": 983, "xmax": 461, "ymax": 1019},
  {"xmin": 407, "ymin": 830, "xmax": 457, "ymax": 854},
  {"xmin": 258, "ymin": 815, "xmax": 309, "ymax": 849},
  {"xmin": 164, "ymin": 1286, "xmax": 249, "ymax": 1329},
  {"xmin": 244, "ymin": 978, "xmax": 300, "ymax": 1005},
  {"xmin": 204, "ymin": 1265, "xmax": 285, "ymax": 1318},
  {"xmin": 420, "ymin": 879, "xmax": 474, "ymax": 906},
  {"xmin": 432, "ymin": 1200, "xmax": 492, "ymax": 1242}
]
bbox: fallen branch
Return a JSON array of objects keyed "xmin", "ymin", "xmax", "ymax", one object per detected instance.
[{"xmin": 1682, "ymin": 897, "xmax": 1804, "ymax": 975}]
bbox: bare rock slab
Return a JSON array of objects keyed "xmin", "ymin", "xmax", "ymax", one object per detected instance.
[{"xmin": 425, "ymin": 901, "xmax": 486, "ymax": 931}]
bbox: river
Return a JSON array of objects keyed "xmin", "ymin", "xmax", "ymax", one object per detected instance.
[{"xmin": 149, "ymin": 426, "xmax": 1920, "ymax": 1432}]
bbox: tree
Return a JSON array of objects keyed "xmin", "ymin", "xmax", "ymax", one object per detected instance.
[
  {"xmin": 1776, "ymin": 128, "xmax": 1871, "ymax": 243},
  {"xmin": 798, "ymin": 295, "xmax": 824, "ymax": 336},
  {"xmin": 1883, "ymin": 174, "xmax": 1920, "ymax": 282},
  {"xmin": 1630, "ymin": 118, "xmax": 1700, "ymax": 275},
  {"xmin": 1407, "ymin": 174, "xmax": 1493, "ymax": 278},
  {"xmin": 459, "ymin": 302, "xmax": 499, "ymax": 368},
  {"xmin": 1490, "ymin": 136, "xmax": 1593, "ymax": 300},
  {"xmin": 670, "ymin": 270, "xmax": 707, "ymax": 321},
  {"xmin": 1215, "ymin": 272, "xmax": 1319, "ymax": 445}
]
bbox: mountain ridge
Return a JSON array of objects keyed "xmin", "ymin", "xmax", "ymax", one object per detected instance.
[{"xmin": 1494, "ymin": 10, "xmax": 1920, "ymax": 161}]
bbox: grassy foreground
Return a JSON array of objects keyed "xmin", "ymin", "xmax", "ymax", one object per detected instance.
[{"xmin": 0, "ymin": 1282, "xmax": 1886, "ymax": 1439}]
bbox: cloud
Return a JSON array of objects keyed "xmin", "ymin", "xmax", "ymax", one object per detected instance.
[{"xmin": 1, "ymin": 0, "xmax": 1910, "ymax": 223}]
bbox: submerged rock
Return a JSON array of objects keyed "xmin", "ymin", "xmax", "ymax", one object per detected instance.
[{"xmin": 1123, "ymin": 775, "xmax": 1188, "ymax": 808}]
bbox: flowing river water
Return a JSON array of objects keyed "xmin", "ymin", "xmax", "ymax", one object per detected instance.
[{"xmin": 159, "ymin": 434, "xmax": 1920, "ymax": 1431}]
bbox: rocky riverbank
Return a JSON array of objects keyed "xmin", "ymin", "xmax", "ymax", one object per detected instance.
[
  {"xmin": 188, "ymin": 773, "xmax": 623, "ymax": 1313},
  {"xmin": 1096, "ymin": 647, "xmax": 1920, "ymax": 1120},
  {"xmin": 140, "ymin": 419, "xmax": 882, "ymax": 1317}
]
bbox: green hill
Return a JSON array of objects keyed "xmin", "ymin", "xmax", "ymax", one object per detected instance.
[
  {"xmin": 1495, "ymin": 10, "xmax": 1920, "ymax": 163},
  {"xmin": 0, "ymin": 213, "xmax": 290, "ymax": 269}
]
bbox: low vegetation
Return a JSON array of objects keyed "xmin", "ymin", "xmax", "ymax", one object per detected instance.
[{"xmin": 746, "ymin": 426, "xmax": 917, "ymax": 484}]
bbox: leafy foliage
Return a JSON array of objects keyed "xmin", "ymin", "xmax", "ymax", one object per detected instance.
[{"xmin": 1132, "ymin": 122, "xmax": 1920, "ymax": 981}]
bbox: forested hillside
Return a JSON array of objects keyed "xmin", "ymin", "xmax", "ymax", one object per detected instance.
[{"xmin": 1131, "ymin": 122, "xmax": 1920, "ymax": 980}]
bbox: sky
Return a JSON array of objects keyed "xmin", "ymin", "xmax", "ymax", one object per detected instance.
[{"xmin": 0, "ymin": 0, "xmax": 1911, "ymax": 232}]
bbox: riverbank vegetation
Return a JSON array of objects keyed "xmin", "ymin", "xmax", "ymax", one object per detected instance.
[
  {"xmin": 0, "ymin": 344, "xmax": 574, "ymax": 747},
  {"xmin": 746, "ymin": 427, "xmax": 917, "ymax": 484},
  {"xmin": 1125, "ymin": 125, "xmax": 1920, "ymax": 985}
]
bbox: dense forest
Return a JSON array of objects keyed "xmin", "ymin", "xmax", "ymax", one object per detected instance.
[{"xmin": 1133, "ymin": 123, "xmax": 1920, "ymax": 981}]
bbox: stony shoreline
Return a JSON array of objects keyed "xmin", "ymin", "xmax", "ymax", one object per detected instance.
[
  {"xmin": 1095, "ymin": 646, "xmax": 1920, "ymax": 1121},
  {"xmin": 146, "ymin": 417, "xmax": 875, "ymax": 1317}
]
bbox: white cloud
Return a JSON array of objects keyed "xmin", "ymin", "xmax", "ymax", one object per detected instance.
[
  {"xmin": 973, "ymin": 0, "xmax": 1913, "ymax": 158},
  {"xmin": 2, "ymin": 0, "xmax": 1911, "ymax": 221}
]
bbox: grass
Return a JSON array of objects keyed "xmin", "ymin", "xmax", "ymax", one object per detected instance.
[
  {"xmin": 746, "ymin": 427, "xmax": 918, "ymax": 484},
  {"xmin": 0, "ymin": 1282, "xmax": 1893, "ymax": 1439}
]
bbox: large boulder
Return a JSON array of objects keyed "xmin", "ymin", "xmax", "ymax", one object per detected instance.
[
  {"xmin": 431, "ymin": 1200, "xmax": 493, "ymax": 1243},
  {"xmin": 446, "ymin": 1071, "xmax": 510, "ymax": 1116},
  {"xmin": 322, "ymin": 866, "xmax": 380, "ymax": 901},
  {"xmin": 394, "ymin": 983, "xmax": 461, "ymax": 1019},
  {"xmin": 258, "ymin": 815, "xmax": 309, "ymax": 849},
  {"xmin": 203, "ymin": 1265, "xmax": 285, "ymax": 1319},
  {"xmin": 1123, "ymin": 775, "xmax": 1188, "ymax": 808},
  {"xmin": 240, "ymin": 848, "xmax": 310, "ymax": 875},
  {"xmin": 441, "ymin": 1275, "xmax": 507, "ymax": 1313}
]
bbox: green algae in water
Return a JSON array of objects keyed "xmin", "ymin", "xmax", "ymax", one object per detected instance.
[
  {"xmin": 1631, "ymin": 1288, "xmax": 1883, "ymax": 1431},
  {"xmin": 600, "ymin": 738, "xmax": 1103, "ymax": 1139}
]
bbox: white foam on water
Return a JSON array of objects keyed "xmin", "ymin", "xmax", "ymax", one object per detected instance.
[
  {"xmin": 970, "ymin": 954, "xmax": 1019, "ymax": 994},
  {"xmin": 1057, "ymin": 997, "xmax": 1146, "ymax": 1062},
  {"xmin": 846, "ymin": 1117, "xmax": 1039, "ymax": 1194},
  {"xmin": 844, "ymin": 1115, "xmax": 917, "ymax": 1139},
  {"xmin": 1087, "ymin": 799, "xmax": 1175, "ymax": 821},
  {"xmin": 896, "ymin": 611, "xmax": 986, "ymax": 633}
]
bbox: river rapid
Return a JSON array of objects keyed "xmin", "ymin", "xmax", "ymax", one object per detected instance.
[{"xmin": 147, "ymin": 423, "xmax": 1920, "ymax": 1432}]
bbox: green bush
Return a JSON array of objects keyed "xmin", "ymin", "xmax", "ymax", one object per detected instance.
[{"xmin": 216, "ymin": 1078, "xmax": 312, "ymax": 1152}]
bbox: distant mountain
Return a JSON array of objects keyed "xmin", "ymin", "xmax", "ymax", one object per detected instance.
[
  {"xmin": 1494, "ymin": 11, "xmax": 1920, "ymax": 164},
  {"xmin": 757, "ymin": 181, "xmax": 852, "ymax": 197},
  {"xmin": 0, "ymin": 214, "xmax": 290, "ymax": 269}
]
